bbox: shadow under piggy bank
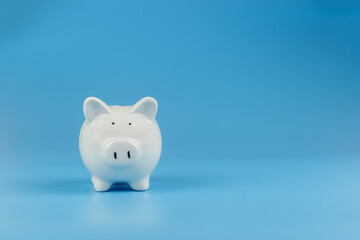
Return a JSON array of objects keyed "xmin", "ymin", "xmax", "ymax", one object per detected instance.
[{"xmin": 13, "ymin": 173, "xmax": 224, "ymax": 195}]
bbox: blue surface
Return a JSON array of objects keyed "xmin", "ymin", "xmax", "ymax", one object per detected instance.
[{"xmin": 0, "ymin": 1, "xmax": 360, "ymax": 239}]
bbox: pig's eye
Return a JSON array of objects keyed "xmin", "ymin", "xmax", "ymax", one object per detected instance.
[
  {"xmin": 129, "ymin": 123, "xmax": 132, "ymax": 125},
  {"xmin": 111, "ymin": 122, "xmax": 115, "ymax": 125}
]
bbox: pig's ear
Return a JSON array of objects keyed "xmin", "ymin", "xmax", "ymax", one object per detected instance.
[
  {"xmin": 83, "ymin": 97, "xmax": 112, "ymax": 124},
  {"xmin": 131, "ymin": 97, "xmax": 158, "ymax": 121}
]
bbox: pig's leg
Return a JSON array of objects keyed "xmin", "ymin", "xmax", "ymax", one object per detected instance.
[
  {"xmin": 92, "ymin": 176, "xmax": 112, "ymax": 191},
  {"xmin": 129, "ymin": 177, "xmax": 150, "ymax": 191}
]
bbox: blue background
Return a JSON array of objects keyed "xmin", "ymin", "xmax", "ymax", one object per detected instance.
[{"xmin": 0, "ymin": 0, "xmax": 360, "ymax": 239}]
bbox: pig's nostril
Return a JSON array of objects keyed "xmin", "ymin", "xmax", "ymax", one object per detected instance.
[
  {"xmin": 127, "ymin": 151, "xmax": 131, "ymax": 159},
  {"xmin": 114, "ymin": 152, "xmax": 117, "ymax": 159}
]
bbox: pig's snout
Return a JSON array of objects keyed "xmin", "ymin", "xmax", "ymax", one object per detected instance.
[
  {"xmin": 102, "ymin": 138, "xmax": 141, "ymax": 167},
  {"xmin": 113, "ymin": 150, "xmax": 131, "ymax": 160}
]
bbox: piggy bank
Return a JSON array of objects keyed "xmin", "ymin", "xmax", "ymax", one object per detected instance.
[{"xmin": 79, "ymin": 97, "xmax": 162, "ymax": 191}]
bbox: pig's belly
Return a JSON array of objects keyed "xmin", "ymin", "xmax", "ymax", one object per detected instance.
[{"xmin": 83, "ymin": 159, "xmax": 156, "ymax": 182}]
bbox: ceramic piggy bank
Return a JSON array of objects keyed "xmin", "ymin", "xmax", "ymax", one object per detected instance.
[{"xmin": 79, "ymin": 97, "xmax": 162, "ymax": 191}]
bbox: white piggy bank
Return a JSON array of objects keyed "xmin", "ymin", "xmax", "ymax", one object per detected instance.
[{"xmin": 79, "ymin": 97, "xmax": 162, "ymax": 191}]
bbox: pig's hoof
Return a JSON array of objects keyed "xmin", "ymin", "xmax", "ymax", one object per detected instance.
[
  {"xmin": 92, "ymin": 177, "xmax": 112, "ymax": 192},
  {"xmin": 129, "ymin": 179, "xmax": 149, "ymax": 191}
]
